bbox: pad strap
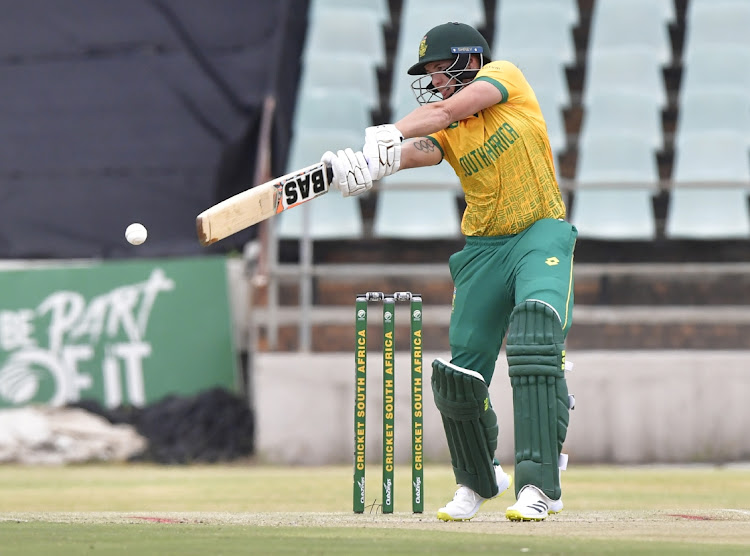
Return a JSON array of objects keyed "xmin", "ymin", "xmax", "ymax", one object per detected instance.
[
  {"xmin": 507, "ymin": 300, "xmax": 570, "ymax": 500},
  {"xmin": 431, "ymin": 358, "xmax": 499, "ymax": 499}
]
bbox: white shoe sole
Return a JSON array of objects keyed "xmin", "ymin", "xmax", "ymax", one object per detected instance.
[{"xmin": 437, "ymin": 473, "xmax": 513, "ymax": 522}]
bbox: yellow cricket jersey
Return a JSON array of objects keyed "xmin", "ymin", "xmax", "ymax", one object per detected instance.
[{"xmin": 428, "ymin": 60, "xmax": 566, "ymax": 236}]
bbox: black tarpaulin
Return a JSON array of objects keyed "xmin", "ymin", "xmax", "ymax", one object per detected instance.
[{"xmin": 0, "ymin": 0, "xmax": 307, "ymax": 257}]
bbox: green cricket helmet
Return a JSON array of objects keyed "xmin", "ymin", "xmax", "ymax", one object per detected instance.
[{"xmin": 407, "ymin": 22, "xmax": 491, "ymax": 104}]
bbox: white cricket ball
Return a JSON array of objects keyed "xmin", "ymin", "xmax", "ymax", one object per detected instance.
[{"xmin": 125, "ymin": 223, "xmax": 148, "ymax": 245}]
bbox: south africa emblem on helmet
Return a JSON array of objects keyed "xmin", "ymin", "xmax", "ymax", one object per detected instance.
[{"xmin": 418, "ymin": 35, "xmax": 427, "ymax": 58}]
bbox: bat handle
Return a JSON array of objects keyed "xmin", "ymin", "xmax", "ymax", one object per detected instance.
[{"xmin": 326, "ymin": 166, "xmax": 334, "ymax": 183}]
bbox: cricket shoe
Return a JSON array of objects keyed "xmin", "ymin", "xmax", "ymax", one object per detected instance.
[
  {"xmin": 505, "ymin": 484, "xmax": 564, "ymax": 521},
  {"xmin": 436, "ymin": 464, "xmax": 513, "ymax": 521}
]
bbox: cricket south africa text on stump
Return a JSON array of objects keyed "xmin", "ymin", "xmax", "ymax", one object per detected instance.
[{"xmin": 354, "ymin": 292, "xmax": 423, "ymax": 514}]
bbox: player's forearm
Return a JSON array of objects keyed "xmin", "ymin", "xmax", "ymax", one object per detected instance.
[
  {"xmin": 400, "ymin": 137, "xmax": 442, "ymax": 169},
  {"xmin": 394, "ymin": 102, "xmax": 453, "ymax": 139}
]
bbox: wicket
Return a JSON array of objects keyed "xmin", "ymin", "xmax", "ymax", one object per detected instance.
[{"xmin": 354, "ymin": 291, "xmax": 424, "ymax": 514}]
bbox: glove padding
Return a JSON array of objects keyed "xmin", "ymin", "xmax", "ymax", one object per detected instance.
[
  {"xmin": 363, "ymin": 124, "xmax": 403, "ymax": 180},
  {"xmin": 320, "ymin": 148, "xmax": 373, "ymax": 197}
]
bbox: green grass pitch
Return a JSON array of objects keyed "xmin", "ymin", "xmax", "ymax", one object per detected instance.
[{"xmin": 1, "ymin": 463, "xmax": 749, "ymax": 555}]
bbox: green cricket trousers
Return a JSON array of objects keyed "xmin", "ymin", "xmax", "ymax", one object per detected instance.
[{"xmin": 448, "ymin": 218, "xmax": 577, "ymax": 384}]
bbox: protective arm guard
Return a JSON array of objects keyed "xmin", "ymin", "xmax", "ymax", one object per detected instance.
[
  {"xmin": 507, "ymin": 300, "xmax": 570, "ymax": 501},
  {"xmin": 431, "ymin": 358, "xmax": 499, "ymax": 499}
]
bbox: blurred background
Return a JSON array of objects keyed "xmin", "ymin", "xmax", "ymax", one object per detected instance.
[{"xmin": 0, "ymin": 0, "xmax": 749, "ymax": 468}]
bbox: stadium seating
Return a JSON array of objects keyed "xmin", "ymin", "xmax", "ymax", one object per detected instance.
[
  {"xmin": 293, "ymin": 88, "xmax": 372, "ymax": 135},
  {"xmin": 580, "ymin": 91, "xmax": 664, "ymax": 150},
  {"xmin": 379, "ymin": 159, "xmax": 462, "ymax": 192},
  {"xmin": 512, "ymin": 51, "xmax": 571, "ymax": 108},
  {"xmin": 300, "ymin": 53, "xmax": 380, "ymax": 111},
  {"xmin": 665, "ymin": 188, "xmax": 750, "ymax": 240},
  {"xmin": 276, "ymin": 194, "xmax": 364, "ymax": 240},
  {"xmin": 373, "ymin": 163, "xmax": 462, "ymax": 239},
  {"xmin": 666, "ymin": 131, "xmax": 750, "ymax": 239},
  {"xmin": 583, "ymin": 48, "xmax": 668, "ymax": 108},
  {"xmin": 672, "ymin": 131, "xmax": 750, "ymax": 184},
  {"xmin": 372, "ymin": 189, "xmax": 462, "ymax": 239},
  {"xmin": 496, "ymin": 0, "xmax": 579, "ymax": 28},
  {"xmin": 595, "ymin": 0, "xmax": 676, "ymax": 24},
  {"xmin": 683, "ymin": 2, "xmax": 750, "ymax": 58},
  {"xmin": 588, "ymin": 0, "xmax": 672, "ymax": 65},
  {"xmin": 308, "ymin": 0, "xmax": 391, "ymax": 27},
  {"xmin": 675, "ymin": 89, "xmax": 750, "ymax": 147},
  {"xmin": 680, "ymin": 45, "xmax": 750, "ymax": 96},
  {"xmin": 576, "ymin": 133, "xmax": 660, "ymax": 187},
  {"xmin": 571, "ymin": 134, "xmax": 659, "ymax": 240},
  {"xmin": 570, "ymin": 189, "xmax": 657, "ymax": 240},
  {"xmin": 493, "ymin": 4, "xmax": 576, "ymax": 65},
  {"xmin": 535, "ymin": 93, "xmax": 567, "ymax": 158},
  {"xmin": 284, "ymin": 129, "xmax": 363, "ymax": 177},
  {"xmin": 688, "ymin": 0, "xmax": 749, "ymax": 11},
  {"xmin": 390, "ymin": 89, "xmax": 422, "ymax": 121},
  {"xmin": 401, "ymin": 0, "xmax": 486, "ymax": 29},
  {"xmin": 303, "ymin": 8, "xmax": 386, "ymax": 68}
]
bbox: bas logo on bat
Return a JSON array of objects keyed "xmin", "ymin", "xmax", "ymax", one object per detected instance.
[
  {"xmin": 281, "ymin": 167, "xmax": 327, "ymax": 208},
  {"xmin": 195, "ymin": 162, "xmax": 331, "ymax": 246}
]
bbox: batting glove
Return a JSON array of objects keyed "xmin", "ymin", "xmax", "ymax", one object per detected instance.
[
  {"xmin": 363, "ymin": 124, "xmax": 403, "ymax": 181},
  {"xmin": 321, "ymin": 148, "xmax": 373, "ymax": 197}
]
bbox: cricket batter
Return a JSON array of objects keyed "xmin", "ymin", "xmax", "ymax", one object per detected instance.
[{"xmin": 322, "ymin": 22, "xmax": 576, "ymax": 522}]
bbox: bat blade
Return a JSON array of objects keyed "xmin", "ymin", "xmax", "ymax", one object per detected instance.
[{"xmin": 196, "ymin": 162, "xmax": 332, "ymax": 246}]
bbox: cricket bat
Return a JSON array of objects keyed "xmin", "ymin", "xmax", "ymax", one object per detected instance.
[{"xmin": 196, "ymin": 162, "xmax": 333, "ymax": 246}]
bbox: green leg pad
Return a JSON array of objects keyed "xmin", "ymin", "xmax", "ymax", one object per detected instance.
[
  {"xmin": 431, "ymin": 358, "xmax": 499, "ymax": 499},
  {"xmin": 506, "ymin": 300, "xmax": 569, "ymax": 501}
]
